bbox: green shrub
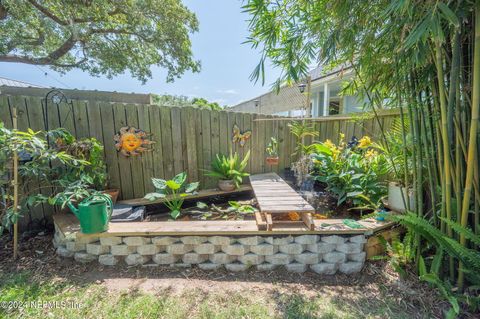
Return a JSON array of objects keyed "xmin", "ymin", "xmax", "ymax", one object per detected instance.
[{"xmin": 309, "ymin": 134, "xmax": 387, "ymax": 209}]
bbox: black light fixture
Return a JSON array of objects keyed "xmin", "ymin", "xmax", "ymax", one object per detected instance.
[
  {"xmin": 298, "ymin": 83, "xmax": 306, "ymax": 93},
  {"xmin": 253, "ymin": 99, "xmax": 260, "ymax": 108}
]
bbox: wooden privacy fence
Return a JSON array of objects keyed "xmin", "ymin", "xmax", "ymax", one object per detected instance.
[{"xmin": 0, "ymin": 94, "xmax": 399, "ymax": 225}]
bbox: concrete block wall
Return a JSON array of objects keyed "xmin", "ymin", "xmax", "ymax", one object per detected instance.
[{"xmin": 54, "ymin": 227, "xmax": 367, "ymax": 274}]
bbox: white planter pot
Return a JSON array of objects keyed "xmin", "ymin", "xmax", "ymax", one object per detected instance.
[
  {"xmin": 388, "ymin": 182, "xmax": 416, "ymax": 213},
  {"xmin": 218, "ymin": 179, "xmax": 236, "ymax": 191}
]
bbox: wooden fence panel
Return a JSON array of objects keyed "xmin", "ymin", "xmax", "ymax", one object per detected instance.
[
  {"xmin": 0, "ymin": 94, "xmax": 402, "ymax": 226},
  {"xmin": 125, "ymin": 104, "xmax": 145, "ymax": 199}
]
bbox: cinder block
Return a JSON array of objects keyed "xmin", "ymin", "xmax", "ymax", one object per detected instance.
[
  {"xmin": 249, "ymin": 243, "xmax": 277, "ymax": 256},
  {"xmin": 347, "ymin": 252, "xmax": 366, "ymax": 262},
  {"xmin": 198, "ymin": 263, "xmax": 223, "ymax": 271},
  {"xmin": 294, "ymin": 252, "xmax": 320, "ymax": 264},
  {"xmin": 237, "ymin": 236, "xmax": 264, "ymax": 245},
  {"xmin": 209, "ymin": 253, "xmax": 236, "ymax": 264},
  {"xmin": 137, "ymin": 244, "xmax": 160, "ymax": 255},
  {"xmin": 57, "ymin": 246, "xmax": 73, "ymax": 258},
  {"xmin": 222, "ymin": 244, "xmax": 249, "ymax": 256},
  {"xmin": 53, "ymin": 232, "xmax": 67, "ymax": 247},
  {"xmin": 86, "ymin": 243, "xmax": 109, "ymax": 255},
  {"xmin": 74, "ymin": 252, "xmax": 96, "ymax": 263},
  {"xmin": 285, "ymin": 263, "xmax": 307, "ymax": 273},
  {"xmin": 75, "ymin": 236, "xmax": 99, "ymax": 244},
  {"xmin": 310, "ymin": 263, "xmax": 337, "ymax": 275},
  {"xmin": 266, "ymin": 236, "xmax": 294, "ymax": 245},
  {"xmin": 152, "ymin": 253, "xmax": 178, "ymax": 265},
  {"xmin": 208, "ymin": 236, "xmax": 234, "ymax": 245},
  {"xmin": 238, "ymin": 253, "xmax": 265, "ymax": 265},
  {"xmin": 321, "ymin": 235, "xmax": 345, "ymax": 245},
  {"xmin": 306, "ymin": 243, "xmax": 336, "ymax": 254},
  {"xmin": 294, "ymin": 235, "xmax": 319, "ymax": 245},
  {"xmin": 180, "ymin": 236, "xmax": 207, "ymax": 245},
  {"xmin": 166, "ymin": 243, "xmax": 193, "ymax": 254},
  {"xmin": 335, "ymin": 243, "xmax": 363, "ymax": 254},
  {"xmin": 339, "ymin": 262, "xmax": 363, "ymax": 274},
  {"xmin": 182, "ymin": 253, "xmax": 208, "ymax": 264},
  {"xmin": 171, "ymin": 263, "xmax": 192, "ymax": 268},
  {"xmin": 125, "ymin": 254, "xmax": 150, "ymax": 266},
  {"xmin": 278, "ymin": 243, "xmax": 304, "ymax": 255},
  {"xmin": 265, "ymin": 253, "xmax": 293, "ymax": 265},
  {"xmin": 152, "ymin": 236, "xmax": 177, "ymax": 245},
  {"xmin": 225, "ymin": 262, "xmax": 249, "ymax": 272},
  {"xmin": 323, "ymin": 252, "xmax": 346, "ymax": 264},
  {"xmin": 256, "ymin": 263, "xmax": 276, "ymax": 271},
  {"xmin": 66, "ymin": 241, "xmax": 86, "ymax": 252},
  {"xmin": 98, "ymin": 254, "xmax": 119, "ymax": 266},
  {"xmin": 348, "ymin": 235, "xmax": 367, "ymax": 244},
  {"xmin": 123, "ymin": 237, "xmax": 150, "ymax": 246},
  {"xmin": 100, "ymin": 236, "xmax": 122, "ymax": 246},
  {"xmin": 193, "ymin": 243, "xmax": 218, "ymax": 254},
  {"xmin": 110, "ymin": 245, "xmax": 136, "ymax": 256}
]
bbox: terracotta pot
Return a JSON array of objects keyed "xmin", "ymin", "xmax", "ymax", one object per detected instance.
[
  {"xmin": 388, "ymin": 182, "xmax": 415, "ymax": 213},
  {"xmin": 266, "ymin": 156, "xmax": 279, "ymax": 165},
  {"xmin": 103, "ymin": 189, "xmax": 120, "ymax": 204},
  {"xmin": 218, "ymin": 179, "xmax": 236, "ymax": 191}
]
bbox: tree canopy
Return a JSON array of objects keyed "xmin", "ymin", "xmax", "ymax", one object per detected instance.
[
  {"xmin": 151, "ymin": 94, "xmax": 224, "ymax": 110},
  {"xmin": 0, "ymin": 0, "xmax": 200, "ymax": 83}
]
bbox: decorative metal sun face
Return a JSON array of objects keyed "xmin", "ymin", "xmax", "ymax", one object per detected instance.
[{"xmin": 114, "ymin": 126, "xmax": 154, "ymax": 156}]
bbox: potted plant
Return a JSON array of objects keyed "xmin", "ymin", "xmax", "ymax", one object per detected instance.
[
  {"xmin": 387, "ymin": 181, "xmax": 416, "ymax": 213},
  {"xmin": 373, "ymin": 131, "xmax": 415, "ymax": 213},
  {"xmin": 205, "ymin": 150, "xmax": 250, "ymax": 191},
  {"xmin": 266, "ymin": 137, "xmax": 279, "ymax": 165},
  {"xmin": 52, "ymin": 129, "xmax": 121, "ymax": 203}
]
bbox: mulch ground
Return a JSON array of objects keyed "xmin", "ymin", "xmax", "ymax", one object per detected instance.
[{"xmin": 0, "ymin": 231, "xmax": 458, "ymax": 318}]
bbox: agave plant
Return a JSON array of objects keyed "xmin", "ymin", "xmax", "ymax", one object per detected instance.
[{"xmin": 205, "ymin": 150, "xmax": 250, "ymax": 188}]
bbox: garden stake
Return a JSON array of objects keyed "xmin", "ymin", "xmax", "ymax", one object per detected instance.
[{"xmin": 12, "ymin": 105, "xmax": 18, "ymax": 260}]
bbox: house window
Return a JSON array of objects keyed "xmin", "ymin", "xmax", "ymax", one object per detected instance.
[{"xmin": 329, "ymin": 100, "xmax": 340, "ymax": 115}]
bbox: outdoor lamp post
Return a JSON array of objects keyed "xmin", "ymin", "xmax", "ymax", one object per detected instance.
[{"xmin": 298, "ymin": 83, "xmax": 306, "ymax": 93}]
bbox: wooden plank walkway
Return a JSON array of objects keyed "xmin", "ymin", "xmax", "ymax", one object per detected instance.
[
  {"xmin": 249, "ymin": 173, "xmax": 315, "ymax": 230},
  {"xmin": 53, "ymin": 211, "xmax": 396, "ymax": 239}
]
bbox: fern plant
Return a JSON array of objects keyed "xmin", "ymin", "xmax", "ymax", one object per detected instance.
[
  {"xmin": 389, "ymin": 212, "xmax": 480, "ymax": 285},
  {"xmin": 371, "ymin": 231, "xmax": 416, "ymax": 277},
  {"xmin": 418, "ymin": 251, "xmax": 461, "ymax": 319}
]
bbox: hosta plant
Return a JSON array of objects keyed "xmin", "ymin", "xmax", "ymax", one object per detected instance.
[{"xmin": 144, "ymin": 172, "xmax": 199, "ymax": 219}]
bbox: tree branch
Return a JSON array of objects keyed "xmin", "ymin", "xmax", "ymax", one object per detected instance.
[
  {"xmin": 27, "ymin": 0, "xmax": 68, "ymax": 26},
  {"xmin": 42, "ymin": 35, "xmax": 77, "ymax": 61}
]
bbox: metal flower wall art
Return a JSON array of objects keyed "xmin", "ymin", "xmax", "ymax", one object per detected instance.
[
  {"xmin": 114, "ymin": 126, "xmax": 154, "ymax": 156},
  {"xmin": 232, "ymin": 124, "xmax": 252, "ymax": 147}
]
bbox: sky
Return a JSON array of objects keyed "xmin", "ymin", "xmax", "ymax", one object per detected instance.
[{"xmin": 0, "ymin": 0, "xmax": 280, "ymax": 106}]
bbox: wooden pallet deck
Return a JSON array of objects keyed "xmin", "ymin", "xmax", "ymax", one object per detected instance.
[{"xmin": 249, "ymin": 173, "xmax": 315, "ymax": 230}]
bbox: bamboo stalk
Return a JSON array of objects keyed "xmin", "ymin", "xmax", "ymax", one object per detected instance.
[
  {"xmin": 458, "ymin": 2, "xmax": 480, "ymax": 289},
  {"xmin": 434, "ymin": 41, "xmax": 454, "ymax": 244}
]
